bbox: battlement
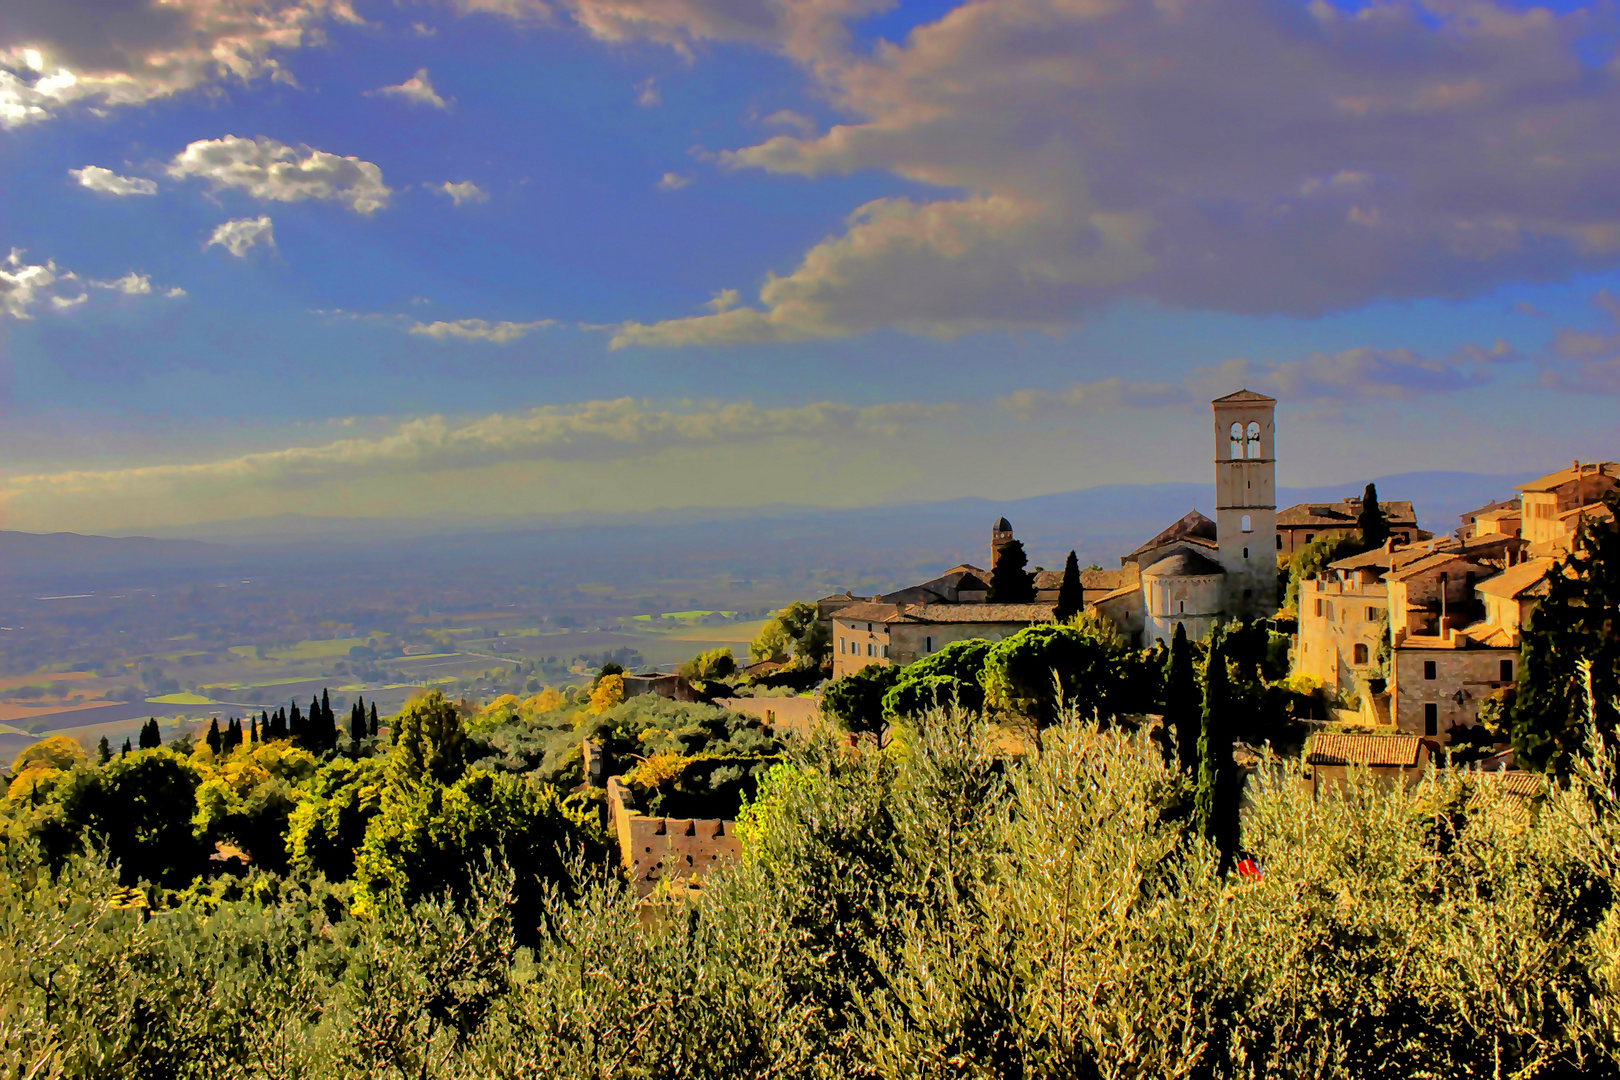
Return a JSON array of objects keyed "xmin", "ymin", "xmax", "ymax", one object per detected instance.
[{"xmin": 606, "ymin": 776, "xmax": 742, "ymax": 899}]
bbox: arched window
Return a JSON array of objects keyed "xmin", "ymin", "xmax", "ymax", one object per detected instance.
[
  {"xmin": 1229, "ymin": 421, "xmax": 1243, "ymax": 460},
  {"xmin": 1241, "ymin": 514, "xmax": 1252, "ymax": 533},
  {"xmin": 1245, "ymin": 420, "xmax": 1262, "ymax": 459}
]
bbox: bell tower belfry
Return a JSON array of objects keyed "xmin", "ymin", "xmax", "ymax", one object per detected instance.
[{"xmin": 1212, "ymin": 390, "xmax": 1278, "ymax": 620}]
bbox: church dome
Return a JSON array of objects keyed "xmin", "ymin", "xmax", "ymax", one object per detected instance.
[
  {"xmin": 1143, "ymin": 550, "xmax": 1225, "ymax": 578},
  {"xmin": 993, "ymin": 516, "xmax": 1013, "ymax": 531}
]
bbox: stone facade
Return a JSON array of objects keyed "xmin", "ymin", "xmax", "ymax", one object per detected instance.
[
  {"xmin": 831, "ymin": 601, "xmax": 1055, "ymax": 677},
  {"xmin": 1141, "ymin": 551, "xmax": 1225, "ymax": 645},
  {"xmin": 1390, "ymin": 637, "xmax": 1517, "ymax": 740},
  {"xmin": 1212, "ymin": 390, "xmax": 1279, "ymax": 621},
  {"xmin": 1295, "ymin": 572, "xmax": 1388, "ymax": 695}
]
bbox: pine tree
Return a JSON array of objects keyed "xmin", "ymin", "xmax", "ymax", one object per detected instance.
[
  {"xmin": 1357, "ymin": 481, "xmax": 1390, "ymax": 549},
  {"xmin": 350, "ymin": 697, "xmax": 368, "ymax": 745},
  {"xmin": 1194, "ymin": 638, "xmax": 1242, "ymax": 872},
  {"xmin": 97, "ymin": 736, "xmax": 112, "ymax": 764},
  {"xmin": 369, "ymin": 702, "xmax": 379, "ymax": 738},
  {"xmin": 1054, "ymin": 550, "xmax": 1084, "ymax": 622},
  {"xmin": 988, "ymin": 538, "xmax": 1036, "ymax": 603},
  {"xmin": 206, "ymin": 718, "xmax": 222, "ymax": 755},
  {"xmin": 1163, "ymin": 623, "xmax": 1201, "ymax": 774}
]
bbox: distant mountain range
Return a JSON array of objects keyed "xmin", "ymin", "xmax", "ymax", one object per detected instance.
[{"xmin": 2, "ymin": 470, "xmax": 1536, "ymax": 592}]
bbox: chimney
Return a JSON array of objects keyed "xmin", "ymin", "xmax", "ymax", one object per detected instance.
[{"xmin": 1384, "ymin": 538, "xmax": 1395, "ymax": 557}]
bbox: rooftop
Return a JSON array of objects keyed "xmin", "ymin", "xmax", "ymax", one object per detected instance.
[
  {"xmin": 1474, "ymin": 558, "xmax": 1555, "ymax": 601},
  {"xmin": 1517, "ymin": 461, "xmax": 1620, "ymax": 494},
  {"xmin": 1212, "ymin": 388, "xmax": 1277, "ymax": 404},
  {"xmin": 1127, "ymin": 509, "xmax": 1218, "ymax": 559},
  {"xmin": 896, "ymin": 603, "xmax": 1057, "ymax": 624},
  {"xmin": 1306, "ymin": 733, "xmax": 1424, "ymax": 768},
  {"xmin": 1277, "ymin": 498, "xmax": 1419, "ymax": 529},
  {"xmin": 1143, "ymin": 550, "xmax": 1226, "ymax": 578}
]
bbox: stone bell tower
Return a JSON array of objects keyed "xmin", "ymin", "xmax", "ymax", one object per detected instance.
[{"xmin": 1212, "ymin": 390, "xmax": 1278, "ymax": 620}]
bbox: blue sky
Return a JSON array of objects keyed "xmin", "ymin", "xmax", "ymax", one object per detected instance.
[{"xmin": 4, "ymin": 0, "xmax": 1620, "ymax": 532}]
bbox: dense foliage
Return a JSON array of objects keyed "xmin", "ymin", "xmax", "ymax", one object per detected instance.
[{"xmin": 5, "ymin": 703, "xmax": 1620, "ymax": 1077}]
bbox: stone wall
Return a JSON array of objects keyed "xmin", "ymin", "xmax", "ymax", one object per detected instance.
[
  {"xmin": 606, "ymin": 776, "xmax": 742, "ymax": 899},
  {"xmin": 1390, "ymin": 641, "xmax": 1515, "ymax": 741}
]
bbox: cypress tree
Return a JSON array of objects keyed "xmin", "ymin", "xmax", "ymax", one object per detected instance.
[
  {"xmin": 289, "ymin": 702, "xmax": 305, "ymax": 744},
  {"xmin": 350, "ymin": 697, "xmax": 368, "ymax": 745},
  {"xmin": 1194, "ymin": 638, "xmax": 1242, "ymax": 872},
  {"xmin": 250, "ymin": 715, "xmax": 259, "ymax": 743},
  {"xmin": 369, "ymin": 702, "xmax": 379, "ymax": 738},
  {"xmin": 1163, "ymin": 623, "xmax": 1201, "ymax": 774},
  {"xmin": 121, "ymin": 737, "xmax": 132, "ymax": 756},
  {"xmin": 320, "ymin": 689, "xmax": 337, "ymax": 752},
  {"xmin": 139, "ymin": 718, "xmax": 161, "ymax": 749},
  {"xmin": 1357, "ymin": 481, "xmax": 1390, "ymax": 549},
  {"xmin": 228, "ymin": 717, "xmax": 243, "ymax": 750},
  {"xmin": 97, "ymin": 736, "xmax": 111, "ymax": 764},
  {"xmin": 206, "ymin": 718, "xmax": 222, "ymax": 755},
  {"xmin": 987, "ymin": 538, "xmax": 1036, "ymax": 603},
  {"xmin": 1054, "ymin": 550, "xmax": 1084, "ymax": 622}
]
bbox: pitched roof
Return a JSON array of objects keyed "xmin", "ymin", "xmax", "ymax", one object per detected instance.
[
  {"xmin": 1212, "ymin": 388, "xmax": 1277, "ymax": 403},
  {"xmin": 1127, "ymin": 509, "xmax": 1218, "ymax": 558},
  {"xmin": 1473, "ymin": 507, "xmax": 1521, "ymax": 523},
  {"xmin": 830, "ymin": 602, "xmax": 900, "ymax": 623},
  {"xmin": 1517, "ymin": 461, "xmax": 1620, "ymax": 494},
  {"xmin": 1306, "ymin": 733, "xmax": 1424, "ymax": 768},
  {"xmin": 1474, "ymin": 558, "xmax": 1555, "ymax": 600},
  {"xmin": 1032, "ymin": 564, "xmax": 1141, "ymax": 591},
  {"xmin": 1143, "ymin": 550, "xmax": 1225, "ymax": 578},
  {"xmin": 1385, "ymin": 550, "xmax": 1489, "ymax": 582},
  {"xmin": 1277, "ymin": 499, "xmax": 1419, "ymax": 529},
  {"xmin": 895, "ymin": 603, "xmax": 1055, "ymax": 624}
]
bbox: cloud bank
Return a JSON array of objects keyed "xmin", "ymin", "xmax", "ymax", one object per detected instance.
[{"xmin": 584, "ymin": 0, "xmax": 1620, "ymax": 344}]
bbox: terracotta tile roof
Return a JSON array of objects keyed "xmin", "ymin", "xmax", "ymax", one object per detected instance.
[
  {"xmin": 895, "ymin": 603, "xmax": 1056, "ymax": 624},
  {"xmin": 1473, "ymin": 507, "xmax": 1521, "ymax": 523},
  {"xmin": 1517, "ymin": 461, "xmax": 1620, "ymax": 494},
  {"xmin": 1034, "ymin": 565, "xmax": 1143, "ymax": 591},
  {"xmin": 1457, "ymin": 623, "xmax": 1516, "ymax": 648},
  {"xmin": 1479, "ymin": 770, "xmax": 1546, "ymax": 798},
  {"xmin": 830, "ymin": 602, "xmax": 900, "ymax": 623},
  {"xmin": 1306, "ymin": 733, "xmax": 1424, "ymax": 767},
  {"xmin": 1474, "ymin": 558, "xmax": 1555, "ymax": 600},
  {"xmin": 1093, "ymin": 582, "xmax": 1143, "ymax": 605},
  {"xmin": 1127, "ymin": 510, "xmax": 1218, "ymax": 558},
  {"xmin": 1558, "ymin": 501, "xmax": 1615, "ymax": 523},
  {"xmin": 1212, "ymin": 388, "xmax": 1277, "ymax": 403},
  {"xmin": 1277, "ymin": 499, "xmax": 1419, "ymax": 529},
  {"xmin": 1385, "ymin": 550, "xmax": 1489, "ymax": 582}
]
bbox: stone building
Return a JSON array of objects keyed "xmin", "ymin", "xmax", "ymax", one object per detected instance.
[
  {"xmin": 830, "ymin": 600, "xmax": 1055, "ymax": 677},
  {"xmin": 1276, "ymin": 497, "xmax": 1425, "ymax": 556},
  {"xmin": 1517, "ymin": 461, "xmax": 1618, "ymax": 552}
]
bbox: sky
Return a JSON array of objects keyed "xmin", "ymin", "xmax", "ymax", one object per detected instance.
[{"xmin": 4, "ymin": 0, "xmax": 1620, "ymax": 534}]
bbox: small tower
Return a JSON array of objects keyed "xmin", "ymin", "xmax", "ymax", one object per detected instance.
[
  {"xmin": 991, "ymin": 517, "xmax": 1014, "ymax": 569},
  {"xmin": 1212, "ymin": 390, "xmax": 1278, "ymax": 620}
]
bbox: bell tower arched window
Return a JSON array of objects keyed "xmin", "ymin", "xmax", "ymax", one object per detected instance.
[
  {"xmin": 1241, "ymin": 514, "xmax": 1252, "ymax": 533},
  {"xmin": 1245, "ymin": 421, "xmax": 1262, "ymax": 459},
  {"xmin": 1229, "ymin": 422, "xmax": 1243, "ymax": 460}
]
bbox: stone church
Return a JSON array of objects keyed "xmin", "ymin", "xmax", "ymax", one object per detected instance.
[{"xmin": 1092, "ymin": 390, "xmax": 1279, "ymax": 645}]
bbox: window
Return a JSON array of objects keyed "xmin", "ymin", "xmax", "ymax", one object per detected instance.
[
  {"xmin": 867, "ymin": 643, "xmax": 876, "ymax": 657},
  {"xmin": 1243, "ymin": 547, "xmax": 1250, "ymax": 560},
  {"xmin": 1325, "ymin": 601, "xmax": 1334, "ymax": 621},
  {"xmin": 1306, "ymin": 533, "xmax": 1315, "ymax": 544},
  {"xmin": 1276, "ymin": 535, "xmax": 1282, "ymax": 550},
  {"xmin": 839, "ymin": 638, "xmax": 845, "ymax": 654},
  {"xmin": 925, "ymin": 635, "xmax": 933, "ymax": 653},
  {"xmin": 1424, "ymin": 703, "xmax": 1438, "ymax": 736},
  {"xmin": 1246, "ymin": 420, "xmax": 1262, "ymax": 459},
  {"xmin": 1354, "ymin": 643, "xmax": 1369, "ymax": 665},
  {"xmin": 882, "ymin": 645, "xmax": 889, "ymax": 658},
  {"xmin": 1229, "ymin": 421, "xmax": 1244, "ymax": 460},
  {"xmin": 1366, "ymin": 606, "xmax": 1378, "ymax": 622},
  {"xmin": 1501, "ymin": 658, "xmax": 1514, "ymax": 682},
  {"xmin": 866, "ymin": 622, "xmax": 872, "ymax": 632},
  {"xmin": 1315, "ymin": 598, "xmax": 1324, "ymax": 617},
  {"xmin": 1179, "ymin": 600, "xmax": 1185, "ymax": 613},
  {"xmin": 1424, "ymin": 660, "xmax": 1436, "ymax": 680},
  {"xmin": 1241, "ymin": 514, "xmax": 1252, "ymax": 533}
]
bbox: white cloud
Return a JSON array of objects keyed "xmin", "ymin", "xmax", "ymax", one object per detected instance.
[
  {"xmin": 436, "ymin": 180, "xmax": 488, "ymax": 206},
  {"xmin": 168, "ymin": 135, "xmax": 390, "ymax": 214},
  {"xmin": 0, "ymin": 397, "xmax": 954, "ymax": 511},
  {"xmin": 761, "ymin": 108, "xmax": 815, "ymax": 136},
  {"xmin": 0, "ymin": 0, "xmax": 357, "ymax": 127},
  {"xmin": 410, "ymin": 318, "xmax": 553, "ymax": 343},
  {"xmin": 69, "ymin": 165, "xmax": 157, "ymax": 196},
  {"xmin": 91, "ymin": 272, "xmax": 151, "ymax": 295},
  {"xmin": 367, "ymin": 68, "xmax": 448, "ymax": 109},
  {"xmin": 166, "ymin": 286, "xmax": 188, "ymax": 298},
  {"xmin": 657, "ymin": 171, "xmax": 691, "ymax": 190},
  {"xmin": 207, "ymin": 215, "xmax": 276, "ymax": 256},
  {"xmin": 586, "ymin": 0, "xmax": 1620, "ymax": 342},
  {"xmin": 0, "ymin": 249, "xmax": 179, "ymax": 318},
  {"xmin": 635, "ymin": 77, "xmax": 660, "ymax": 106}
]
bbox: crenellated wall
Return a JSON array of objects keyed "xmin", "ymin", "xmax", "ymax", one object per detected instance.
[{"xmin": 606, "ymin": 776, "xmax": 742, "ymax": 898}]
